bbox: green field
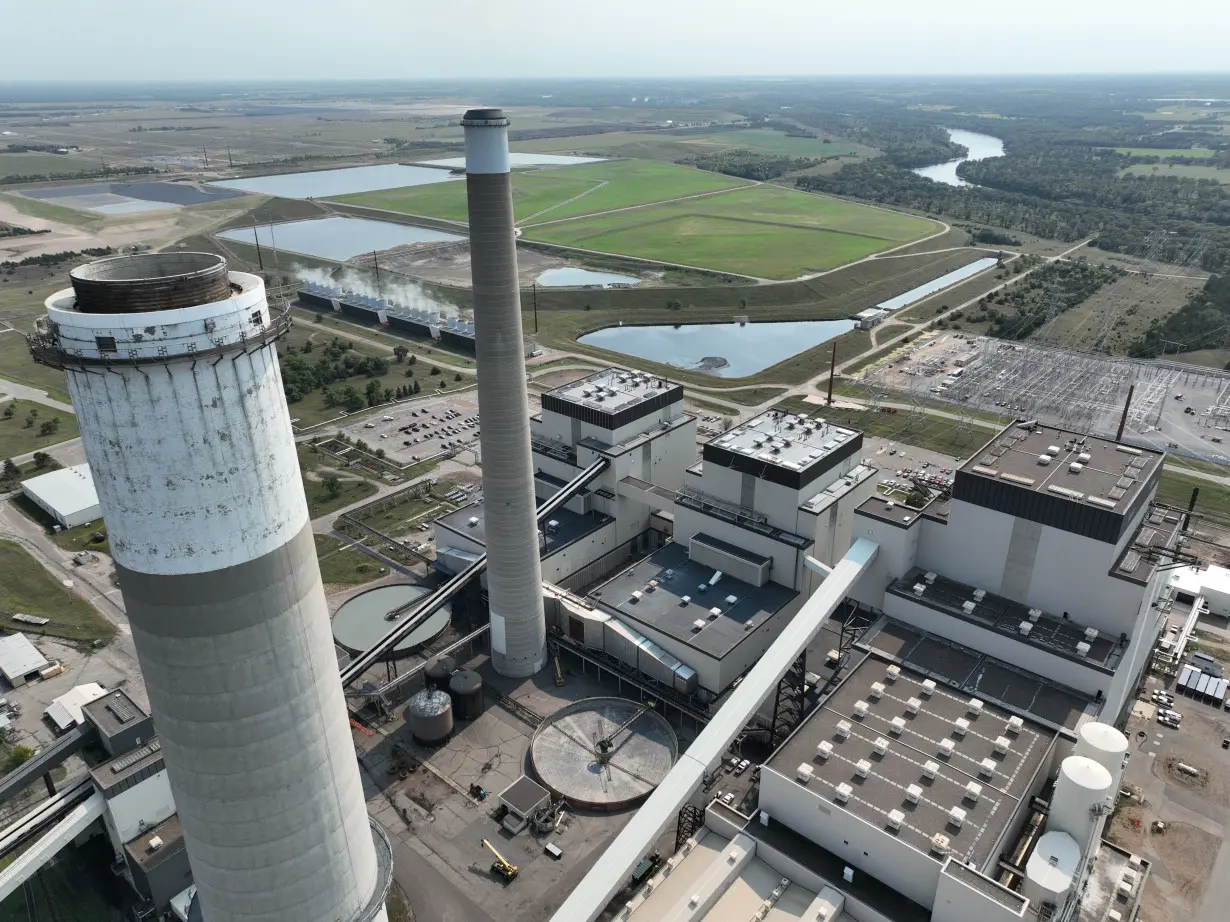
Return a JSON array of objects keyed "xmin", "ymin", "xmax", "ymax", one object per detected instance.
[
  {"xmin": 0, "ymin": 538, "xmax": 116, "ymax": 644},
  {"xmin": 1120, "ymin": 163, "xmax": 1230, "ymax": 185},
  {"xmin": 0, "ymin": 152, "xmax": 96, "ymax": 179},
  {"xmin": 335, "ymin": 159, "xmax": 748, "ymax": 224},
  {"xmin": 1112, "ymin": 147, "xmax": 1218, "ymax": 159},
  {"xmin": 524, "ymin": 185, "xmax": 937, "ymax": 279},
  {"xmin": 0, "ymin": 406, "xmax": 78, "ymax": 458},
  {"xmin": 0, "ymin": 330, "xmax": 73, "ymax": 404},
  {"xmin": 314, "ymin": 534, "xmax": 387, "ymax": 585},
  {"xmin": 511, "ymin": 128, "xmax": 867, "ymax": 161}
]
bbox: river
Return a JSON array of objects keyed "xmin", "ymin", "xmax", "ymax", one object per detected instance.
[{"xmin": 912, "ymin": 129, "xmax": 1005, "ymax": 187}]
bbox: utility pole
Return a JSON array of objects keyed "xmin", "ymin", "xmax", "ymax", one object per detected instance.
[
  {"xmin": 827, "ymin": 340, "xmax": 837, "ymax": 406},
  {"xmin": 251, "ymin": 221, "xmax": 264, "ymax": 272}
]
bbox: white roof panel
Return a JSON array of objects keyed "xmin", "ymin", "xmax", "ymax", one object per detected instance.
[
  {"xmin": 0, "ymin": 633, "xmax": 49, "ymax": 681},
  {"xmin": 21, "ymin": 464, "xmax": 99, "ymax": 519}
]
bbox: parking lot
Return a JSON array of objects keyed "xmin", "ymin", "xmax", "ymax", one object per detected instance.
[{"xmin": 339, "ymin": 393, "xmax": 481, "ymax": 466}]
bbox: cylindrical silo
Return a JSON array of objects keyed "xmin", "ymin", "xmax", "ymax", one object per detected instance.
[
  {"xmin": 448, "ymin": 669, "xmax": 484, "ymax": 720},
  {"xmin": 29, "ymin": 254, "xmax": 390, "ymax": 922},
  {"xmin": 406, "ymin": 689, "xmax": 454, "ymax": 744},
  {"xmin": 462, "ymin": 108, "xmax": 547, "ymax": 678},
  {"xmin": 1023, "ymin": 830, "xmax": 1079, "ymax": 910},
  {"xmin": 1049, "ymin": 756, "xmax": 1114, "ymax": 847},
  {"xmin": 424, "ymin": 655, "xmax": 456, "ymax": 692},
  {"xmin": 1074, "ymin": 722, "xmax": 1128, "ymax": 789}
]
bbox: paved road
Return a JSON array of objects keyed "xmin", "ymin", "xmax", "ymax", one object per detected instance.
[{"xmin": 0, "ymin": 373, "xmax": 75, "ymax": 414}]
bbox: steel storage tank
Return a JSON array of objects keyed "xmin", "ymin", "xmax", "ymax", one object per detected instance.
[
  {"xmin": 406, "ymin": 689, "xmax": 454, "ymax": 744},
  {"xmin": 1049, "ymin": 756, "xmax": 1113, "ymax": 846},
  {"xmin": 424, "ymin": 655, "xmax": 456, "ymax": 693},
  {"xmin": 1074, "ymin": 722, "xmax": 1129, "ymax": 786},
  {"xmin": 1023, "ymin": 830, "xmax": 1079, "ymax": 910},
  {"xmin": 448, "ymin": 670, "xmax": 484, "ymax": 720}
]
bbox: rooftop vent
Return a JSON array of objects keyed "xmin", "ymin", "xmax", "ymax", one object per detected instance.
[
  {"xmin": 1069, "ymin": 462, "xmax": 1084, "ymax": 473},
  {"xmin": 968, "ymin": 698, "xmax": 984, "ymax": 716},
  {"xmin": 923, "ymin": 760, "xmax": 939, "ymax": 780},
  {"xmin": 870, "ymin": 682, "xmax": 885, "ymax": 700},
  {"xmin": 855, "ymin": 759, "xmax": 872, "ymax": 778},
  {"xmin": 1078, "ymin": 452, "xmax": 1092, "ymax": 464},
  {"xmin": 1047, "ymin": 445, "xmax": 1060, "ymax": 456},
  {"xmin": 725, "ymin": 594, "xmax": 738, "ymax": 605},
  {"xmin": 1076, "ymin": 641, "xmax": 1091, "ymax": 657},
  {"xmin": 887, "ymin": 809, "xmax": 904, "ymax": 831},
  {"xmin": 467, "ymin": 516, "xmax": 480, "ymax": 527},
  {"xmin": 1028, "ymin": 608, "xmax": 1042, "ymax": 622},
  {"xmin": 962, "ymin": 600, "xmax": 977, "ymax": 613},
  {"xmin": 906, "ymin": 784, "xmax": 922, "ymax": 804},
  {"xmin": 629, "ymin": 590, "xmax": 642, "ymax": 603},
  {"xmin": 907, "ymin": 697, "xmax": 922, "ymax": 715},
  {"xmin": 965, "ymin": 781, "xmax": 983, "ymax": 803},
  {"xmin": 954, "ymin": 718, "xmax": 969, "ymax": 737},
  {"xmin": 1038, "ymin": 455, "xmax": 1052, "ymax": 466},
  {"xmin": 148, "ymin": 836, "xmax": 164, "ymax": 851},
  {"xmin": 836, "ymin": 720, "xmax": 852, "ymax": 740},
  {"xmin": 939, "ymin": 739, "xmax": 956, "ymax": 759},
  {"xmin": 913, "ymin": 583, "xmax": 927, "ymax": 596},
  {"xmin": 931, "ymin": 834, "xmax": 951, "ymax": 855},
  {"xmin": 921, "ymin": 680, "xmax": 936, "ymax": 697},
  {"xmin": 995, "ymin": 736, "xmax": 1011, "ymax": 755},
  {"xmin": 972, "ymin": 590, "xmax": 986, "ymax": 602},
  {"xmin": 853, "ymin": 700, "xmax": 869, "ymax": 718},
  {"xmin": 1084, "ymin": 627, "xmax": 1099, "ymax": 641},
  {"xmin": 949, "ymin": 807, "xmax": 967, "ymax": 829},
  {"xmin": 834, "ymin": 783, "xmax": 852, "ymax": 804},
  {"xmin": 890, "ymin": 716, "xmax": 907, "ymax": 736},
  {"xmin": 979, "ymin": 758, "xmax": 996, "ymax": 777},
  {"xmin": 691, "ymin": 619, "xmax": 707, "ymax": 631},
  {"xmin": 796, "ymin": 764, "xmax": 814, "ymax": 784},
  {"xmin": 1019, "ymin": 621, "xmax": 1033, "ymax": 636},
  {"xmin": 680, "ymin": 595, "xmax": 691, "ymax": 606},
  {"xmin": 886, "ymin": 665, "xmax": 901, "ymax": 681},
  {"xmin": 710, "ymin": 606, "xmax": 722, "ymax": 617},
  {"xmin": 1007, "ymin": 716, "xmax": 1024, "ymax": 734},
  {"xmin": 873, "ymin": 737, "xmax": 890, "ymax": 756},
  {"xmin": 816, "ymin": 741, "xmax": 833, "ymax": 761}
]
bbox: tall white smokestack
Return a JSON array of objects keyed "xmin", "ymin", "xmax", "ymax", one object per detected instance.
[
  {"xmin": 461, "ymin": 108, "xmax": 548, "ymax": 677},
  {"xmin": 29, "ymin": 253, "xmax": 391, "ymax": 922}
]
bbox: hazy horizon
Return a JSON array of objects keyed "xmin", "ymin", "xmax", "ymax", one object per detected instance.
[{"xmin": 5, "ymin": 0, "xmax": 1230, "ymax": 82}]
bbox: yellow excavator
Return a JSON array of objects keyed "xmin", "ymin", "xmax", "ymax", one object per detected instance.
[{"xmin": 482, "ymin": 838, "xmax": 519, "ymax": 883}]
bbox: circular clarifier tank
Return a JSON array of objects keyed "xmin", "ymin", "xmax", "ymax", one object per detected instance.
[
  {"xmin": 530, "ymin": 697, "xmax": 679, "ymax": 811},
  {"xmin": 331, "ymin": 584, "xmax": 450, "ymax": 660}
]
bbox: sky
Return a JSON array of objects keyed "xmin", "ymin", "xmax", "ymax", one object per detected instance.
[{"xmin": 3, "ymin": 0, "xmax": 1229, "ymax": 82}]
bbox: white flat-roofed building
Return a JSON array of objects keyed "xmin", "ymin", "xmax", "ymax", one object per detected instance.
[
  {"xmin": 21, "ymin": 463, "xmax": 101, "ymax": 528},
  {"xmin": 0, "ymin": 633, "xmax": 50, "ymax": 687},
  {"xmin": 854, "ymin": 308, "xmax": 889, "ymax": 329}
]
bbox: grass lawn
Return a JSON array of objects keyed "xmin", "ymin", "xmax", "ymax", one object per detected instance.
[
  {"xmin": 1120, "ymin": 163, "xmax": 1230, "ymax": 185},
  {"xmin": 304, "ymin": 475, "xmax": 378, "ymax": 519},
  {"xmin": 0, "ymin": 538, "xmax": 115, "ymax": 644},
  {"xmin": 335, "ymin": 159, "xmax": 748, "ymax": 224},
  {"xmin": 314, "ymin": 534, "xmax": 387, "ymax": 586},
  {"xmin": 0, "ymin": 330, "xmax": 73, "ymax": 405},
  {"xmin": 705, "ymin": 386, "xmax": 786, "ymax": 406},
  {"xmin": 525, "ymin": 185, "xmax": 936, "ymax": 279},
  {"xmin": 0, "ymin": 408, "xmax": 78, "ymax": 458},
  {"xmin": 1156, "ymin": 468, "xmax": 1230, "ymax": 526}
]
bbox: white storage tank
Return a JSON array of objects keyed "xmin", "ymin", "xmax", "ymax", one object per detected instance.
[
  {"xmin": 1050, "ymin": 756, "xmax": 1113, "ymax": 846},
  {"xmin": 1074, "ymin": 722, "xmax": 1129, "ymax": 786},
  {"xmin": 1024, "ymin": 830, "xmax": 1079, "ymax": 910}
]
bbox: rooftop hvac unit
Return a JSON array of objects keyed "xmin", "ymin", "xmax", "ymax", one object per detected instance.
[
  {"xmin": 1038, "ymin": 455, "xmax": 1052, "ymax": 466},
  {"xmin": 965, "ymin": 781, "xmax": 983, "ymax": 803},
  {"xmin": 680, "ymin": 595, "xmax": 691, "ymax": 606},
  {"xmin": 725, "ymin": 594, "xmax": 738, "ymax": 605},
  {"xmin": 796, "ymin": 764, "xmax": 814, "ymax": 784},
  {"xmin": 1117, "ymin": 881, "xmax": 1133, "ymax": 899},
  {"xmin": 874, "ymin": 737, "xmax": 890, "ymax": 756},
  {"xmin": 692, "ymin": 619, "xmax": 707, "ymax": 630},
  {"xmin": 467, "ymin": 516, "xmax": 480, "ymax": 527},
  {"xmin": 870, "ymin": 682, "xmax": 885, "ymax": 700},
  {"xmin": 921, "ymin": 679, "xmax": 936, "ymax": 697},
  {"xmin": 855, "ymin": 759, "xmax": 872, "ymax": 779},
  {"xmin": 1084, "ymin": 627, "xmax": 1099, "ymax": 641},
  {"xmin": 1108, "ymin": 912, "xmax": 1123, "ymax": 922},
  {"xmin": 954, "ymin": 718, "xmax": 969, "ymax": 737},
  {"xmin": 923, "ymin": 760, "xmax": 939, "ymax": 780},
  {"xmin": 949, "ymin": 807, "xmax": 967, "ymax": 829},
  {"xmin": 710, "ymin": 607, "xmax": 722, "ymax": 617},
  {"xmin": 836, "ymin": 720, "xmax": 851, "ymax": 740},
  {"xmin": 630, "ymin": 590, "xmax": 643, "ymax": 603},
  {"xmin": 816, "ymin": 741, "xmax": 833, "ymax": 760},
  {"xmin": 1047, "ymin": 445, "xmax": 1060, "ymax": 456},
  {"xmin": 1121, "ymin": 869, "xmax": 1138, "ymax": 888},
  {"xmin": 1076, "ymin": 641, "xmax": 1092, "ymax": 657},
  {"xmin": 1128, "ymin": 855, "xmax": 1143, "ymax": 870},
  {"xmin": 972, "ymin": 589, "xmax": 986, "ymax": 602},
  {"xmin": 963, "ymin": 600, "xmax": 977, "ymax": 613},
  {"xmin": 995, "ymin": 736, "xmax": 1011, "ymax": 755},
  {"xmin": 1078, "ymin": 452, "xmax": 1092, "ymax": 464},
  {"xmin": 1019, "ymin": 621, "xmax": 1033, "ymax": 636},
  {"xmin": 968, "ymin": 698, "xmax": 984, "ymax": 716},
  {"xmin": 886, "ymin": 665, "xmax": 901, "ymax": 681},
  {"xmin": 834, "ymin": 783, "xmax": 852, "ymax": 804},
  {"xmin": 827, "ymin": 649, "xmax": 841, "ymax": 665},
  {"xmin": 853, "ymin": 700, "xmax": 869, "ymax": 718},
  {"xmin": 1028, "ymin": 608, "xmax": 1042, "ymax": 622},
  {"xmin": 1069, "ymin": 463, "xmax": 1084, "ymax": 473},
  {"xmin": 939, "ymin": 739, "xmax": 956, "ymax": 758},
  {"xmin": 906, "ymin": 784, "xmax": 922, "ymax": 804},
  {"xmin": 890, "ymin": 716, "xmax": 907, "ymax": 735},
  {"xmin": 842, "ymin": 867, "xmax": 854, "ymax": 884},
  {"xmin": 148, "ymin": 836, "xmax": 164, "ymax": 851},
  {"xmin": 907, "ymin": 697, "xmax": 922, "ymax": 715},
  {"xmin": 980, "ymin": 758, "xmax": 996, "ymax": 777},
  {"xmin": 924, "ymin": 571, "xmax": 937, "ymax": 584},
  {"xmin": 1007, "ymin": 715, "xmax": 1024, "ymax": 734},
  {"xmin": 887, "ymin": 809, "xmax": 905, "ymax": 831},
  {"xmin": 913, "ymin": 583, "xmax": 927, "ymax": 596},
  {"xmin": 931, "ymin": 834, "xmax": 951, "ymax": 855}
]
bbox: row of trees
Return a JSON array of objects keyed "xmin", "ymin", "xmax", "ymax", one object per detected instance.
[{"xmin": 679, "ymin": 150, "xmax": 819, "ymax": 181}]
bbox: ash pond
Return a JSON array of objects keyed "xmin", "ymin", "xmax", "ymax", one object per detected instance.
[{"xmin": 578, "ymin": 318, "xmax": 854, "ymax": 377}]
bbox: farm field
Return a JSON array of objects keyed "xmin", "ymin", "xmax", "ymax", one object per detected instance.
[
  {"xmin": 523, "ymin": 184, "xmax": 937, "ymax": 279},
  {"xmin": 0, "ymin": 152, "xmax": 97, "ymax": 179},
  {"xmin": 333, "ymin": 159, "xmax": 749, "ymax": 224},
  {"xmin": 1120, "ymin": 163, "xmax": 1230, "ymax": 184},
  {"xmin": 1112, "ymin": 147, "xmax": 1218, "ymax": 158}
]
